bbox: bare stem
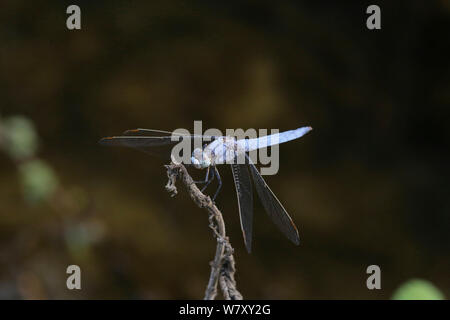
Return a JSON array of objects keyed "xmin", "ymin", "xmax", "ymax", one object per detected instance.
[{"xmin": 165, "ymin": 163, "xmax": 242, "ymax": 300}]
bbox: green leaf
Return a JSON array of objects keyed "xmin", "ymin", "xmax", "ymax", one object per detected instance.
[
  {"xmin": 392, "ymin": 279, "xmax": 445, "ymax": 300},
  {"xmin": 2, "ymin": 116, "xmax": 38, "ymax": 160},
  {"xmin": 18, "ymin": 160, "xmax": 59, "ymax": 203}
]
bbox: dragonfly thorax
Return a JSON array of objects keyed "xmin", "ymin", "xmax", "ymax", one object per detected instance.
[{"xmin": 191, "ymin": 147, "xmax": 211, "ymax": 169}]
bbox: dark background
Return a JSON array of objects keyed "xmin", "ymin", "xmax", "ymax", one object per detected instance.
[{"xmin": 0, "ymin": 0, "xmax": 449, "ymax": 299}]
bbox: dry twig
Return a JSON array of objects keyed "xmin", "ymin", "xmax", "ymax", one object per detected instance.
[{"xmin": 165, "ymin": 163, "xmax": 243, "ymax": 300}]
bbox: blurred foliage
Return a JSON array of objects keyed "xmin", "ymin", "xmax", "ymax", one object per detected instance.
[
  {"xmin": 0, "ymin": 0, "xmax": 449, "ymax": 299},
  {"xmin": 0, "ymin": 115, "xmax": 58, "ymax": 204},
  {"xmin": 1, "ymin": 116, "xmax": 38, "ymax": 160},
  {"xmin": 18, "ymin": 159, "xmax": 58, "ymax": 204},
  {"xmin": 392, "ymin": 279, "xmax": 444, "ymax": 300}
]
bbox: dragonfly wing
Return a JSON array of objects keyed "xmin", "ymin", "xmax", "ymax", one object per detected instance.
[
  {"xmin": 123, "ymin": 128, "xmax": 176, "ymax": 136},
  {"xmin": 99, "ymin": 135, "xmax": 179, "ymax": 147},
  {"xmin": 247, "ymin": 161, "xmax": 300, "ymax": 245},
  {"xmin": 99, "ymin": 134, "xmax": 219, "ymax": 160},
  {"xmin": 122, "ymin": 128, "xmax": 217, "ymax": 141},
  {"xmin": 231, "ymin": 164, "xmax": 254, "ymax": 253},
  {"xmin": 99, "ymin": 135, "xmax": 186, "ymax": 159}
]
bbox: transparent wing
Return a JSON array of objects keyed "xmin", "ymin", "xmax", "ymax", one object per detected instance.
[
  {"xmin": 99, "ymin": 135, "xmax": 179, "ymax": 147},
  {"xmin": 98, "ymin": 135, "xmax": 181, "ymax": 158},
  {"xmin": 123, "ymin": 128, "xmax": 196, "ymax": 136},
  {"xmin": 122, "ymin": 128, "xmax": 218, "ymax": 141},
  {"xmin": 247, "ymin": 159, "xmax": 300, "ymax": 245},
  {"xmin": 231, "ymin": 164, "xmax": 253, "ymax": 253},
  {"xmin": 99, "ymin": 132, "xmax": 217, "ymax": 160}
]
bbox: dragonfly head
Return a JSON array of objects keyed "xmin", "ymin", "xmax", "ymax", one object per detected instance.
[{"xmin": 191, "ymin": 148, "xmax": 211, "ymax": 169}]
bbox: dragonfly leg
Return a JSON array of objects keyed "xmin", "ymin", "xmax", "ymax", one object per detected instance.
[
  {"xmin": 200, "ymin": 167, "xmax": 215, "ymax": 192},
  {"xmin": 212, "ymin": 166, "xmax": 222, "ymax": 201}
]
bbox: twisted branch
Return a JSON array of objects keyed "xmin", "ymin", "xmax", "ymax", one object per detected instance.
[{"xmin": 165, "ymin": 163, "xmax": 242, "ymax": 300}]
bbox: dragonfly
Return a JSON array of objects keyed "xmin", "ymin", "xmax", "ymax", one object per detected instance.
[{"xmin": 99, "ymin": 126, "xmax": 312, "ymax": 252}]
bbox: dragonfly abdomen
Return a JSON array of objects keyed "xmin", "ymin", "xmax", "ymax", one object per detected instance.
[{"xmin": 243, "ymin": 127, "xmax": 312, "ymax": 152}]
